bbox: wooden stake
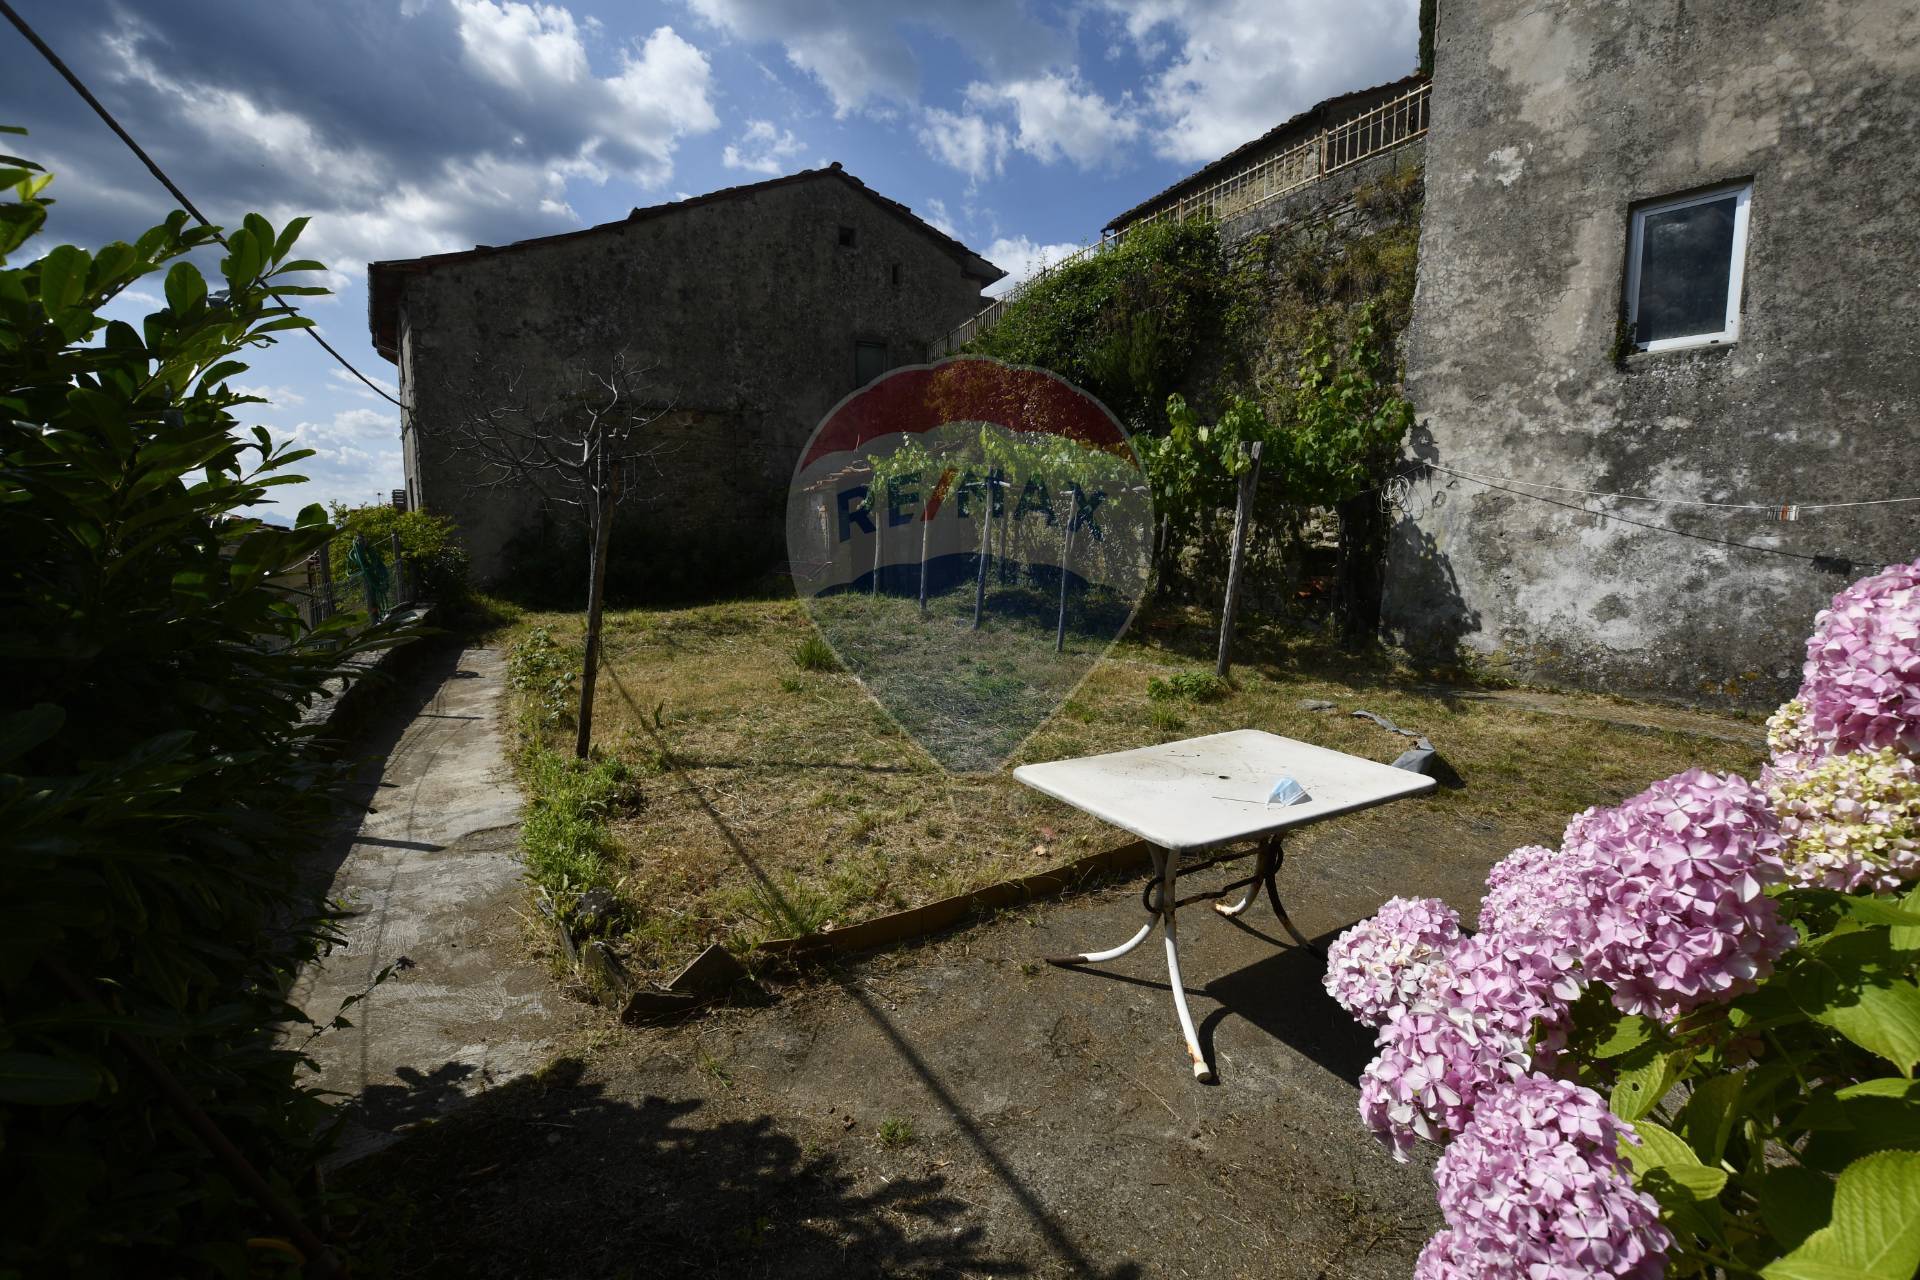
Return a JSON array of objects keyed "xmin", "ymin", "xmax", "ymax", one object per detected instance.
[
  {"xmin": 972, "ymin": 482, "xmax": 992, "ymax": 630},
  {"xmin": 917, "ymin": 496, "xmax": 931, "ymax": 615},
  {"xmin": 1055, "ymin": 487, "xmax": 1079, "ymax": 654},
  {"xmin": 1216, "ymin": 440, "xmax": 1262, "ymax": 679}
]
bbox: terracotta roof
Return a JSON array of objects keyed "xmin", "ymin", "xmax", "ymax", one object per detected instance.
[
  {"xmin": 1103, "ymin": 72, "xmax": 1426, "ymax": 233},
  {"xmin": 366, "ymin": 164, "xmax": 1005, "ymax": 361}
]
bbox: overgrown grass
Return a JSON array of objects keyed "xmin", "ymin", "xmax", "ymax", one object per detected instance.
[
  {"xmin": 499, "ymin": 592, "xmax": 1764, "ymax": 985},
  {"xmin": 1147, "ymin": 669, "xmax": 1228, "ymax": 703},
  {"xmin": 518, "ymin": 743, "xmax": 637, "ymax": 900},
  {"xmin": 790, "ymin": 633, "xmax": 838, "ymax": 672}
]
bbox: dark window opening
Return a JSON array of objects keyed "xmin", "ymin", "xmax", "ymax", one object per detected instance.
[
  {"xmin": 889, "ymin": 262, "xmax": 902, "ymax": 286},
  {"xmin": 838, "ymin": 225, "xmax": 857, "ymax": 248},
  {"xmin": 854, "ymin": 340, "xmax": 888, "ymax": 387},
  {"xmin": 1627, "ymin": 182, "xmax": 1751, "ymax": 349}
]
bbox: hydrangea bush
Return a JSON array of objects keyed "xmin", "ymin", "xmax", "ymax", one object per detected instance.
[{"xmin": 1328, "ymin": 559, "xmax": 1920, "ymax": 1278}]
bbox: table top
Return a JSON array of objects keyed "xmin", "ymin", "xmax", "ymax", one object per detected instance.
[{"xmin": 1012, "ymin": 729, "xmax": 1435, "ymax": 853}]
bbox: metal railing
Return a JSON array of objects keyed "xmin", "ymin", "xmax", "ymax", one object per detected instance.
[
  {"xmin": 939, "ymin": 80, "xmax": 1430, "ymax": 354},
  {"xmin": 266, "ymin": 533, "xmax": 416, "ymax": 635}
]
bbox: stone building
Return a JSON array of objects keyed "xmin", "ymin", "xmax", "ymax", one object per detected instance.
[
  {"xmin": 1382, "ymin": 0, "xmax": 1920, "ymax": 706},
  {"xmin": 368, "ymin": 164, "xmax": 1002, "ymax": 590}
]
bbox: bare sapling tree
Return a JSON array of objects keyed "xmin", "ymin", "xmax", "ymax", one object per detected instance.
[{"xmin": 440, "ymin": 350, "xmax": 670, "ymax": 757}]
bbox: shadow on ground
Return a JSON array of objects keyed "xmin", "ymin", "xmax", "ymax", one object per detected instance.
[{"xmin": 346, "ymin": 1058, "xmax": 1035, "ymax": 1280}]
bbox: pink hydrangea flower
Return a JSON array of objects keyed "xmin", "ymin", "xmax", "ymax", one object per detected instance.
[
  {"xmin": 1480, "ymin": 844, "xmax": 1565, "ymax": 938},
  {"xmin": 1356, "ymin": 935, "xmax": 1571, "ymax": 1159},
  {"xmin": 1798, "ymin": 558, "xmax": 1920, "ymax": 758},
  {"xmin": 1764, "ymin": 747, "xmax": 1920, "ymax": 894},
  {"xmin": 1429, "ymin": 1075, "xmax": 1670, "ymax": 1280},
  {"xmin": 1324, "ymin": 896, "xmax": 1465, "ymax": 1028},
  {"xmin": 1359, "ymin": 1000, "xmax": 1530, "ymax": 1161},
  {"xmin": 1413, "ymin": 1229, "xmax": 1471, "ymax": 1280},
  {"xmin": 1576, "ymin": 768, "xmax": 1794, "ymax": 1021},
  {"xmin": 1766, "ymin": 698, "xmax": 1822, "ymax": 774}
]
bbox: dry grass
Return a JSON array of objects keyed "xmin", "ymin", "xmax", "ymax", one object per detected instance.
[{"xmin": 503, "ymin": 593, "xmax": 1764, "ymax": 983}]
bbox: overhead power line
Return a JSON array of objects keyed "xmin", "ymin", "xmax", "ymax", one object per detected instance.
[
  {"xmin": 1422, "ymin": 462, "xmax": 1872, "ymax": 574},
  {"xmin": 0, "ymin": 0, "xmax": 405, "ymax": 410},
  {"xmin": 1427, "ymin": 462, "xmax": 1920, "ymax": 515}
]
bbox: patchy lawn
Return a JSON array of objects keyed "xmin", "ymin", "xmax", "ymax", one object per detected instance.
[{"xmin": 501, "ymin": 592, "xmax": 1764, "ymax": 984}]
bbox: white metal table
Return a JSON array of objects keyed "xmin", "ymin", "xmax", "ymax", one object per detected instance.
[{"xmin": 1013, "ymin": 729, "xmax": 1435, "ymax": 1082}]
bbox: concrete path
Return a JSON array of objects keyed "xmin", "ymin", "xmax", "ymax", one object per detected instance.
[
  {"xmin": 348, "ymin": 804, "xmax": 1497, "ymax": 1278},
  {"xmin": 294, "ymin": 646, "xmax": 581, "ymax": 1164}
]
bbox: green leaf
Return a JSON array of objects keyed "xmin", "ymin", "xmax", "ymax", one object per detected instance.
[
  {"xmin": 271, "ymin": 215, "xmax": 310, "ymax": 264},
  {"xmin": 1814, "ymin": 978, "xmax": 1920, "ymax": 1077},
  {"xmin": 1756, "ymin": 1165, "xmax": 1838, "ymax": 1255},
  {"xmin": 163, "ymin": 260, "xmax": 206, "ymax": 313},
  {"xmin": 1803, "ymin": 1079, "xmax": 1920, "ymax": 1170},
  {"xmin": 1591, "ymin": 1008, "xmax": 1657, "ymax": 1059},
  {"xmin": 1680, "ymin": 1072, "xmax": 1743, "ymax": 1165},
  {"xmin": 1764, "ymin": 1151, "xmax": 1920, "ymax": 1280},
  {"xmin": 0, "ymin": 1051, "xmax": 106, "ymax": 1104},
  {"xmin": 0, "ymin": 703, "xmax": 64, "ymax": 766},
  {"xmin": 219, "ymin": 226, "xmax": 261, "ymax": 287},
  {"xmin": 38, "ymin": 243, "xmax": 90, "ymax": 322},
  {"xmin": 1892, "ymin": 885, "xmax": 1920, "ymax": 954},
  {"xmin": 1610, "ymin": 1047, "xmax": 1681, "ymax": 1122},
  {"xmin": 1840, "ymin": 896, "xmax": 1920, "ymax": 929},
  {"xmin": 1623, "ymin": 1119, "xmax": 1729, "ymax": 1200}
]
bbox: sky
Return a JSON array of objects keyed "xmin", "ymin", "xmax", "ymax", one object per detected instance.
[{"xmin": 4, "ymin": 0, "xmax": 1419, "ymax": 517}]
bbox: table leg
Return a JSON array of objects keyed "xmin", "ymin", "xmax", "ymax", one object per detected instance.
[
  {"xmin": 1158, "ymin": 846, "xmax": 1214, "ymax": 1082},
  {"xmin": 1044, "ymin": 850, "xmax": 1163, "ymax": 967},
  {"xmin": 1263, "ymin": 837, "xmax": 1320, "ymax": 953},
  {"xmin": 1212, "ymin": 843, "xmax": 1275, "ymax": 919}
]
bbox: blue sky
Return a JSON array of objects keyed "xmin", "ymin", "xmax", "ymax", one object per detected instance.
[{"xmin": 4, "ymin": 0, "xmax": 1419, "ymax": 516}]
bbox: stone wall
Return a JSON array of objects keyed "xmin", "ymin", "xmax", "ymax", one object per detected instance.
[
  {"xmin": 392, "ymin": 172, "xmax": 992, "ymax": 591},
  {"xmin": 1217, "ymin": 142, "xmax": 1425, "ymax": 248},
  {"xmin": 1384, "ymin": 0, "xmax": 1920, "ymax": 706}
]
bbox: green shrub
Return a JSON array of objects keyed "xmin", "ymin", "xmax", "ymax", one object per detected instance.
[
  {"xmin": 965, "ymin": 217, "xmax": 1227, "ymax": 430},
  {"xmin": 1147, "ymin": 670, "xmax": 1228, "ymax": 703},
  {"xmin": 507, "ymin": 626, "xmax": 578, "ymax": 730},
  {"xmin": 0, "ymin": 137, "xmax": 401, "ymax": 1270},
  {"xmin": 326, "ymin": 501, "xmax": 468, "ymax": 603},
  {"xmin": 791, "ymin": 633, "xmax": 838, "ymax": 672}
]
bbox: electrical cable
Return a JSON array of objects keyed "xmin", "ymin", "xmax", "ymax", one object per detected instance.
[
  {"xmin": 1426, "ymin": 461, "xmax": 1920, "ymax": 514},
  {"xmin": 1421, "ymin": 462, "xmax": 1873, "ymax": 573},
  {"xmin": 0, "ymin": 0, "xmax": 405, "ymax": 410}
]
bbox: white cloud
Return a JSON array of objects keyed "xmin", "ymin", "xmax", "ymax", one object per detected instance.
[
  {"xmin": 916, "ymin": 107, "xmax": 1007, "ymax": 184},
  {"xmin": 329, "ymin": 366, "xmax": 400, "ymax": 402},
  {"xmin": 53, "ymin": 4, "xmax": 720, "ymax": 291},
  {"xmin": 721, "ymin": 119, "xmax": 805, "ymax": 174},
  {"xmin": 1105, "ymin": 0, "xmax": 1421, "ymax": 164},
  {"xmin": 922, "ymin": 197, "xmax": 961, "ymax": 240},
  {"xmin": 982, "ymin": 235, "xmax": 1085, "ymax": 297},
  {"xmin": 680, "ymin": 0, "xmax": 1066, "ymax": 118},
  {"xmin": 963, "ymin": 72, "xmax": 1141, "ymax": 170},
  {"xmin": 266, "ymin": 407, "xmax": 404, "ymax": 516},
  {"xmin": 233, "ymin": 383, "xmax": 307, "ymax": 408}
]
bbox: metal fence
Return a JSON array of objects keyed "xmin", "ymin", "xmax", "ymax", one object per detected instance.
[
  {"xmin": 939, "ymin": 81, "xmax": 1431, "ymax": 355},
  {"xmin": 266, "ymin": 532, "xmax": 416, "ymax": 634}
]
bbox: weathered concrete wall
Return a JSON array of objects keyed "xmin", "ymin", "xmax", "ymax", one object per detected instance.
[
  {"xmin": 396, "ymin": 174, "xmax": 991, "ymax": 589},
  {"xmin": 1218, "ymin": 141, "xmax": 1424, "ymax": 248},
  {"xmin": 1384, "ymin": 0, "xmax": 1920, "ymax": 707}
]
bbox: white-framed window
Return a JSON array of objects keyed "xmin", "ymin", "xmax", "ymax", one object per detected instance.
[{"xmin": 1626, "ymin": 181, "xmax": 1752, "ymax": 352}]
